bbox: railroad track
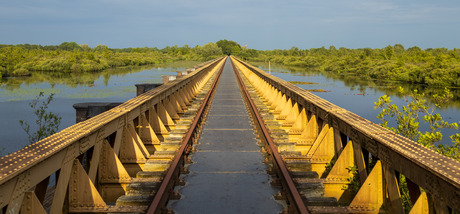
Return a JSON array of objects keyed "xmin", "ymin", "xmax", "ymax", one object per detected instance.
[
  {"xmin": 3, "ymin": 56, "xmax": 458, "ymax": 213},
  {"xmin": 136, "ymin": 56, "xmax": 337, "ymax": 214},
  {"xmin": 113, "ymin": 58, "xmax": 226, "ymax": 212},
  {"xmin": 233, "ymin": 58, "xmax": 312, "ymax": 214}
]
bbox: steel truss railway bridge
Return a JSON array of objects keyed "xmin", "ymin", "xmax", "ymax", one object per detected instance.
[{"xmin": 0, "ymin": 56, "xmax": 459, "ymax": 214}]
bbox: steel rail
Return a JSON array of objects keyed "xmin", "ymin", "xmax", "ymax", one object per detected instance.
[
  {"xmin": 146, "ymin": 57, "xmax": 227, "ymax": 214},
  {"xmin": 230, "ymin": 58, "xmax": 309, "ymax": 214}
]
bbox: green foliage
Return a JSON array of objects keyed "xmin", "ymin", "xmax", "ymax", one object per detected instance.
[
  {"xmin": 398, "ymin": 175, "xmax": 413, "ymax": 212},
  {"xmin": 80, "ymin": 44, "xmax": 92, "ymax": 52},
  {"xmin": 216, "ymin": 39, "xmax": 241, "ymax": 55},
  {"xmin": 237, "ymin": 46, "xmax": 259, "ymax": 59},
  {"xmin": 19, "ymin": 92, "xmax": 62, "ymax": 144},
  {"xmin": 58, "ymin": 42, "xmax": 82, "ymax": 51},
  {"xmin": 374, "ymin": 87, "xmax": 460, "ymax": 160},
  {"xmin": 243, "ymin": 45, "xmax": 460, "ymax": 87},
  {"xmin": 342, "ymin": 166, "xmax": 360, "ymax": 194},
  {"xmin": 322, "ymin": 158, "xmax": 336, "ymax": 178},
  {"xmin": 0, "ymin": 66, "xmax": 6, "ymax": 77},
  {"xmin": 12, "ymin": 67, "xmax": 30, "ymax": 76},
  {"xmin": 0, "ymin": 42, "xmax": 223, "ymax": 76},
  {"xmin": 193, "ymin": 42, "xmax": 223, "ymax": 60}
]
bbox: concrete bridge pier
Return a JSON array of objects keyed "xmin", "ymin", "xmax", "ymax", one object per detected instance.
[
  {"xmin": 73, "ymin": 102, "xmax": 122, "ymax": 123},
  {"xmin": 74, "ymin": 83, "xmax": 164, "ymax": 123}
]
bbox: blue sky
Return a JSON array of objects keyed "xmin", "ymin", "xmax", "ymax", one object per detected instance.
[{"xmin": 1, "ymin": 0, "xmax": 459, "ymax": 50}]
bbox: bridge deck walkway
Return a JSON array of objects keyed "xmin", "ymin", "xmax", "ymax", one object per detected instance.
[{"xmin": 168, "ymin": 58, "xmax": 283, "ymax": 213}]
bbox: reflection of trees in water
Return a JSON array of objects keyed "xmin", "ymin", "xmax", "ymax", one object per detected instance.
[
  {"xmin": 251, "ymin": 61, "xmax": 460, "ymax": 109},
  {"xmin": 0, "ymin": 61, "xmax": 201, "ymax": 90}
]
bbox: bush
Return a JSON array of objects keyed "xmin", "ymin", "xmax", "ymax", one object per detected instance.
[
  {"xmin": 0, "ymin": 66, "xmax": 5, "ymax": 77},
  {"xmin": 12, "ymin": 68, "xmax": 31, "ymax": 76},
  {"xmin": 19, "ymin": 92, "xmax": 61, "ymax": 144}
]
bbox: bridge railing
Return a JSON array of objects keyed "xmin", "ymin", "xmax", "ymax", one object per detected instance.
[
  {"xmin": 0, "ymin": 57, "xmax": 225, "ymax": 213},
  {"xmin": 231, "ymin": 56, "xmax": 460, "ymax": 213}
]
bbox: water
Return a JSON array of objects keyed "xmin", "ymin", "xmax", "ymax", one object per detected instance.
[
  {"xmin": 0, "ymin": 61, "xmax": 200, "ymax": 155},
  {"xmin": 250, "ymin": 62, "xmax": 460, "ymax": 146},
  {"xmin": 1, "ymin": 61, "xmax": 459, "ymax": 156}
]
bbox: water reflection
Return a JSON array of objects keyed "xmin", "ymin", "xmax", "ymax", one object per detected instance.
[
  {"xmin": 1, "ymin": 61, "xmax": 199, "ymax": 89},
  {"xmin": 0, "ymin": 61, "xmax": 200, "ymax": 155}
]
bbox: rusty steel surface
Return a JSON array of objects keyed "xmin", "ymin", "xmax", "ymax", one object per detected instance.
[
  {"xmin": 232, "ymin": 57, "xmax": 460, "ymax": 211},
  {"xmin": 231, "ymin": 59, "xmax": 309, "ymax": 214},
  {"xmin": 146, "ymin": 58, "xmax": 226, "ymax": 214}
]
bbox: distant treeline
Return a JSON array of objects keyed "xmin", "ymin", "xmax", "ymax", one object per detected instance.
[
  {"xmin": 239, "ymin": 44, "xmax": 460, "ymax": 88},
  {"xmin": 0, "ymin": 42, "xmax": 223, "ymax": 77},
  {"xmin": 2, "ymin": 41, "xmax": 460, "ymax": 88}
]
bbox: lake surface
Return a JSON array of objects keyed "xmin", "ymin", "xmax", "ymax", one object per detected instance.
[
  {"xmin": 0, "ymin": 61, "xmax": 200, "ymax": 155},
  {"xmin": 1, "ymin": 60, "xmax": 459, "ymax": 156}
]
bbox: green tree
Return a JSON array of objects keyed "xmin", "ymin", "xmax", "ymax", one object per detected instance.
[
  {"xmin": 216, "ymin": 39, "xmax": 241, "ymax": 55},
  {"xmin": 196, "ymin": 42, "xmax": 223, "ymax": 60},
  {"xmin": 19, "ymin": 92, "xmax": 62, "ymax": 144},
  {"xmin": 58, "ymin": 42, "xmax": 82, "ymax": 51},
  {"xmin": 393, "ymin": 44, "xmax": 405, "ymax": 53},
  {"xmin": 375, "ymin": 87, "xmax": 460, "ymax": 212},
  {"xmin": 374, "ymin": 87, "xmax": 460, "ymax": 158},
  {"xmin": 80, "ymin": 44, "xmax": 92, "ymax": 52},
  {"xmin": 94, "ymin": 44, "xmax": 109, "ymax": 52},
  {"xmin": 383, "ymin": 45, "xmax": 394, "ymax": 60}
]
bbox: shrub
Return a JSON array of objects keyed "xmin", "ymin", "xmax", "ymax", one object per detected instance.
[
  {"xmin": 19, "ymin": 92, "xmax": 61, "ymax": 144},
  {"xmin": 12, "ymin": 68, "xmax": 31, "ymax": 76}
]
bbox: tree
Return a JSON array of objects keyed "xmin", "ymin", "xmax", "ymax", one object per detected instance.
[
  {"xmin": 19, "ymin": 92, "xmax": 62, "ymax": 144},
  {"xmin": 238, "ymin": 46, "xmax": 258, "ymax": 59},
  {"xmin": 393, "ymin": 44, "xmax": 405, "ymax": 51},
  {"xmin": 196, "ymin": 42, "xmax": 223, "ymax": 59},
  {"xmin": 58, "ymin": 42, "xmax": 82, "ymax": 51},
  {"xmin": 383, "ymin": 45, "xmax": 394, "ymax": 60},
  {"xmin": 374, "ymin": 87, "xmax": 460, "ymax": 158},
  {"xmin": 375, "ymin": 87, "xmax": 460, "ymax": 211},
  {"xmin": 216, "ymin": 39, "xmax": 241, "ymax": 55},
  {"xmin": 80, "ymin": 44, "xmax": 92, "ymax": 52},
  {"xmin": 94, "ymin": 44, "xmax": 109, "ymax": 52}
]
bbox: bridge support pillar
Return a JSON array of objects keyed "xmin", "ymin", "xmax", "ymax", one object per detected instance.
[
  {"xmin": 73, "ymin": 103, "xmax": 122, "ymax": 123},
  {"xmin": 135, "ymin": 83, "xmax": 162, "ymax": 96}
]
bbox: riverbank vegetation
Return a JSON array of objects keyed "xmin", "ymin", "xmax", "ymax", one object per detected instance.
[
  {"xmin": 239, "ymin": 44, "xmax": 460, "ymax": 88},
  {"xmin": 375, "ymin": 87, "xmax": 460, "ymax": 160},
  {"xmin": 375, "ymin": 88, "xmax": 459, "ymax": 212},
  {"xmin": 0, "ymin": 42, "xmax": 222, "ymax": 77},
  {"xmin": 3, "ymin": 41, "xmax": 459, "ymax": 89}
]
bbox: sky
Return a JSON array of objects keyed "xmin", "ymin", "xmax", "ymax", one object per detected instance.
[{"xmin": 1, "ymin": 0, "xmax": 460, "ymax": 50}]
